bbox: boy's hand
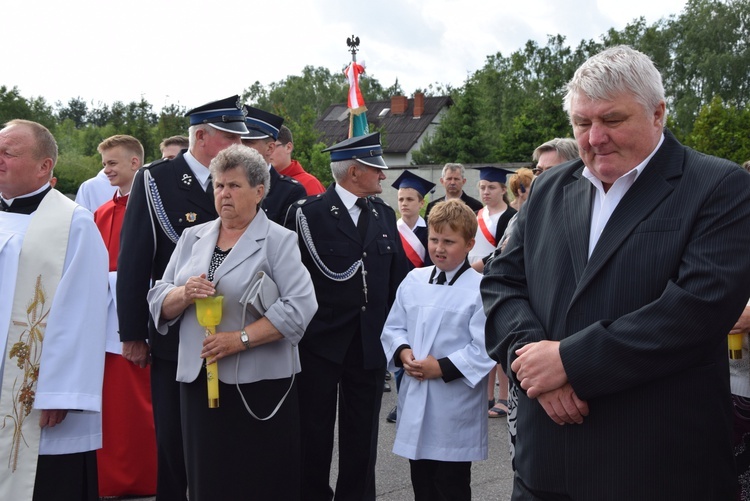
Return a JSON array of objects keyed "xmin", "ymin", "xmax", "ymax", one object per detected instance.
[
  {"xmin": 401, "ymin": 349, "xmax": 424, "ymax": 380},
  {"xmin": 404, "ymin": 354, "xmax": 442, "ymax": 381},
  {"xmin": 418, "ymin": 355, "xmax": 442, "ymax": 380}
]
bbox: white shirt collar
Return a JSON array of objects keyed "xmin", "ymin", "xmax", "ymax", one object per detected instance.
[
  {"xmin": 334, "ymin": 183, "xmax": 359, "ymax": 211},
  {"xmin": 183, "ymin": 150, "xmax": 212, "ymax": 190},
  {"xmin": 435, "ymin": 261, "xmax": 465, "ymax": 284},
  {"xmin": 1, "ymin": 182, "xmax": 51, "ymax": 205}
]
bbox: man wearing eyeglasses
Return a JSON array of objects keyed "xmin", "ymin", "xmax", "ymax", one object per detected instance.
[{"xmin": 531, "ymin": 137, "xmax": 579, "ymax": 175}]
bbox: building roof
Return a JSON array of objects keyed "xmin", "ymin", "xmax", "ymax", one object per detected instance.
[{"xmin": 314, "ymin": 95, "xmax": 453, "ymax": 154}]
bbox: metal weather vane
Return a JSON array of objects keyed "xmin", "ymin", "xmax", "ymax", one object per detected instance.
[{"xmin": 346, "ymin": 35, "xmax": 360, "ymax": 61}]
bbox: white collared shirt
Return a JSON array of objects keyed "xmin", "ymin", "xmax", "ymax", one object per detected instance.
[
  {"xmin": 335, "ymin": 183, "xmax": 365, "ymax": 226},
  {"xmin": 583, "ymin": 134, "xmax": 664, "ymax": 257},
  {"xmin": 433, "ymin": 262, "xmax": 464, "ymax": 284},
  {"xmin": 183, "ymin": 150, "xmax": 212, "ymax": 190}
]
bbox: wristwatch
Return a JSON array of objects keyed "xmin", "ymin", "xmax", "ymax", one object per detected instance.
[{"xmin": 240, "ymin": 329, "xmax": 251, "ymax": 350}]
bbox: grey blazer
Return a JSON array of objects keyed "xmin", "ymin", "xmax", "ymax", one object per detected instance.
[
  {"xmin": 148, "ymin": 210, "xmax": 317, "ymax": 384},
  {"xmin": 481, "ymin": 130, "xmax": 750, "ymax": 499}
]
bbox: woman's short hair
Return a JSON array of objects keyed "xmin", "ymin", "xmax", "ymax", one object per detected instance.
[
  {"xmin": 427, "ymin": 199, "xmax": 477, "ymax": 243},
  {"xmin": 209, "ymin": 144, "xmax": 270, "ymax": 202},
  {"xmin": 508, "ymin": 168, "xmax": 535, "ymax": 197}
]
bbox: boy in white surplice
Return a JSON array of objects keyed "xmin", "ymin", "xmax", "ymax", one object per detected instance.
[{"xmin": 381, "ymin": 199, "xmax": 496, "ymax": 500}]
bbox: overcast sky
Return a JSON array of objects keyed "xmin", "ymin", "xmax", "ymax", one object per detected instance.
[{"xmin": 5, "ymin": 0, "xmax": 688, "ymax": 111}]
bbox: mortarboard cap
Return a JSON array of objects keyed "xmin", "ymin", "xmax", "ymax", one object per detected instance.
[
  {"xmin": 185, "ymin": 95, "xmax": 248, "ymax": 134},
  {"xmin": 476, "ymin": 166, "xmax": 516, "ymax": 184},
  {"xmin": 242, "ymin": 105, "xmax": 284, "ymax": 140},
  {"xmin": 391, "ymin": 170, "xmax": 435, "ymax": 197},
  {"xmin": 322, "ymin": 132, "xmax": 387, "ymax": 169}
]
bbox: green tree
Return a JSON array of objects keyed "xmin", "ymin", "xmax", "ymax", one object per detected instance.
[
  {"xmin": 684, "ymin": 95, "xmax": 750, "ymax": 164},
  {"xmin": 663, "ymin": 0, "xmax": 750, "ymax": 137},
  {"xmin": 57, "ymin": 97, "xmax": 89, "ymax": 128},
  {"xmin": 412, "ymin": 80, "xmax": 490, "ymax": 164}
]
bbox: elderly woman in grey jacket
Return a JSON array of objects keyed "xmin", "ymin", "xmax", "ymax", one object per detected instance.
[{"xmin": 148, "ymin": 144, "xmax": 316, "ymax": 501}]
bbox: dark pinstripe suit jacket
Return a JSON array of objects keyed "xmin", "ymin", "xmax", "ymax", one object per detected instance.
[{"xmin": 482, "ymin": 130, "xmax": 750, "ymax": 500}]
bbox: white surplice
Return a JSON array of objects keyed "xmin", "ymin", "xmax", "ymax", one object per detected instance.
[
  {"xmin": 381, "ymin": 266, "xmax": 495, "ymax": 461},
  {"xmin": 0, "ymin": 207, "xmax": 108, "ymax": 455}
]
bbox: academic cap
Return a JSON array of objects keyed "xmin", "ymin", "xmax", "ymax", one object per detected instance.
[
  {"xmin": 185, "ymin": 95, "xmax": 248, "ymax": 134},
  {"xmin": 322, "ymin": 132, "xmax": 387, "ymax": 169},
  {"xmin": 391, "ymin": 170, "xmax": 435, "ymax": 197},
  {"xmin": 476, "ymin": 166, "xmax": 516, "ymax": 184},
  {"xmin": 242, "ymin": 105, "xmax": 284, "ymax": 140}
]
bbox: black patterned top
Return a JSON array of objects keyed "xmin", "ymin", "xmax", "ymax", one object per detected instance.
[{"xmin": 207, "ymin": 246, "xmax": 231, "ymax": 282}]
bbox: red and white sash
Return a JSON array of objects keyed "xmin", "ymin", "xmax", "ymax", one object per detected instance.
[
  {"xmin": 477, "ymin": 208, "xmax": 497, "ymax": 247},
  {"xmin": 397, "ymin": 219, "xmax": 425, "ymax": 268}
]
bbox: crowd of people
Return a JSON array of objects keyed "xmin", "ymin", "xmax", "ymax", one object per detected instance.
[{"xmin": 1, "ymin": 44, "xmax": 750, "ymax": 501}]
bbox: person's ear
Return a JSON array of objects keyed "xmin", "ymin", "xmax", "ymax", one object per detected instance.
[{"xmin": 39, "ymin": 157, "xmax": 54, "ymax": 180}]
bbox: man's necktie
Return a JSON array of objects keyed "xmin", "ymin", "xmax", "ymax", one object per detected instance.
[
  {"xmin": 206, "ymin": 175, "xmax": 214, "ymax": 203},
  {"xmin": 435, "ymin": 271, "xmax": 447, "ymax": 285},
  {"xmin": 355, "ymin": 198, "xmax": 369, "ymax": 241},
  {"xmin": 0, "ymin": 198, "xmax": 9, "ymax": 212}
]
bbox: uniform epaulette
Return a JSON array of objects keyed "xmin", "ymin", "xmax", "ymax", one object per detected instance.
[
  {"xmin": 142, "ymin": 157, "xmax": 170, "ymax": 171},
  {"xmin": 279, "ymin": 174, "xmax": 301, "ymax": 185},
  {"xmin": 295, "ymin": 194, "xmax": 324, "ymax": 207},
  {"xmin": 369, "ymin": 196, "xmax": 393, "ymax": 208}
]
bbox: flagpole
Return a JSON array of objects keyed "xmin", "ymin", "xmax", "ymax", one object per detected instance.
[{"xmin": 345, "ymin": 35, "xmax": 368, "ymax": 138}]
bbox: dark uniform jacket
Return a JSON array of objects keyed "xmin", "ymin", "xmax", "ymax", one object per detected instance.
[
  {"xmin": 425, "ymin": 191, "xmax": 483, "ymax": 220},
  {"xmin": 117, "ymin": 152, "xmax": 217, "ymax": 361},
  {"xmin": 287, "ymin": 184, "xmax": 408, "ymax": 369},
  {"xmin": 262, "ymin": 167, "xmax": 306, "ymax": 225}
]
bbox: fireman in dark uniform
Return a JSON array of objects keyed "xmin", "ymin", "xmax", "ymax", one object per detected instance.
[
  {"xmin": 116, "ymin": 95, "xmax": 247, "ymax": 501},
  {"xmin": 287, "ymin": 132, "xmax": 408, "ymax": 500}
]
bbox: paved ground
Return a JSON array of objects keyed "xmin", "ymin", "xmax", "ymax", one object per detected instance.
[{"xmin": 115, "ymin": 380, "xmax": 514, "ymax": 501}]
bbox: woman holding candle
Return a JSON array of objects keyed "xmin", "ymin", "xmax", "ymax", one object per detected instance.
[{"xmin": 148, "ymin": 144, "xmax": 317, "ymax": 500}]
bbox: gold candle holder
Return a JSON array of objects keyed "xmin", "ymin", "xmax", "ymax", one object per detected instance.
[
  {"xmin": 729, "ymin": 333, "xmax": 744, "ymax": 360},
  {"xmin": 195, "ymin": 295, "xmax": 224, "ymax": 408}
]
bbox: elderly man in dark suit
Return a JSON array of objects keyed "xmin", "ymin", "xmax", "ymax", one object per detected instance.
[
  {"xmin": 288, "ymin": 132, "xmax": 408, "ymax": 500},
  {"xmin": 116, "ymin": 96, "xmax": 247, "ymax": 501},
  {"xmin": 482, "ymin": 45, "xmax": 750, "ymax": 500}
]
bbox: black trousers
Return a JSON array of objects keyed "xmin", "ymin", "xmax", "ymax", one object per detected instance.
[
  {"xmin": 150, "ymin": 356, "xmax": 188, "ymax": 501},
  {"xmin": 33, "ymin": 450, "xmax": 98, "ymax": 501},
  {"xmin": 409, "ymin": 459, "xmax": 471, "ymax": 501},
  {"xmin": 298, "ymin": 338, "xmax": 385, "ymax": 501}
]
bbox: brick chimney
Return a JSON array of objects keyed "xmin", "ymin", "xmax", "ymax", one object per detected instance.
[
  {"xmin": 413, "ymin": 92, "xmax": 425, "ymax": 118},
  {"xmin": 391, "ymin": 95, "xmax": 408, "ymax": 115}
]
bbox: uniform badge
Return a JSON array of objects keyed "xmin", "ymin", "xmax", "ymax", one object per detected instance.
[
  {"xmin": 182, "ymin": 173, "xmax": 192, "ymax": 186},
  {"xmin": 186, "ymin": 212, "xmax": 197, "ymax": 223}
]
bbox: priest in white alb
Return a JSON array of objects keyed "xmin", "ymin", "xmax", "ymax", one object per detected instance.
[{"xmin": 0, "ymin": 119, "xmax": 108, "ymax": 501}]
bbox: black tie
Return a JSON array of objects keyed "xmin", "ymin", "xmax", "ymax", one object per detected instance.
[
  {"xmin": 206, "ymin": 175, "xmax": 214, "ymax": 202},
  {"xmin": 355, "ymin": 198, "xmax": 370, "ymax": 241},
  {"xmin": 435, "ymin": 271, "xmax": 447, "ymax": 285},
  {"xmin": 0, "ymin": 198, "xmax": 9, "ymax": 212}
]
